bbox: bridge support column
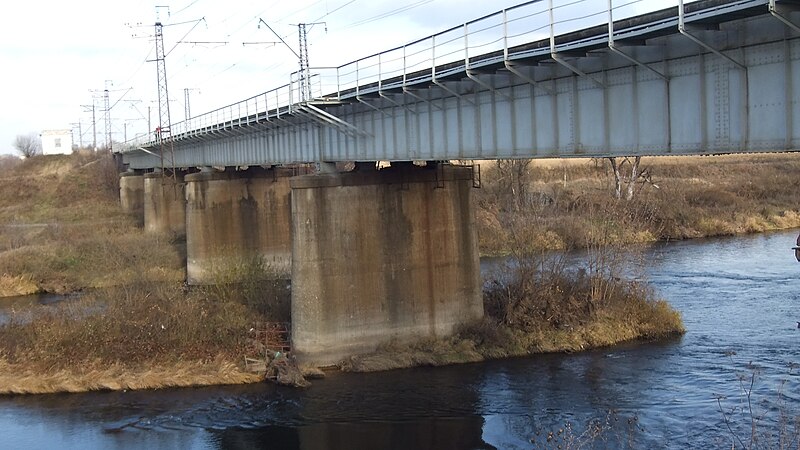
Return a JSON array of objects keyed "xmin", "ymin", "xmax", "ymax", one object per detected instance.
[
  {"xmin": 290, "ymin": 163, "xmax": 483, "ymax": 366},
  {"xmin": 119, "ymin": 171, "xmax": 144, "ymax": 226},
  {"xmin": 184, "ymin": 168, "xmax": 293, "ymax": 285},
  {"xmin": 143, "ymin": 171, "xmax": 186, "ymax": 235}
]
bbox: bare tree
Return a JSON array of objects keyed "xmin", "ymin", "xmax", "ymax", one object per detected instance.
[
  {"xmin": 13, "ymin": 133, "xmax": 41, "ymax": 158},
  {"xmin": 495, "ymin": 159, "xmax": 532, "ymax": 211},
  {"xmin": 607, "ymin": 156, "xmax": 658, "ymax": 200}
]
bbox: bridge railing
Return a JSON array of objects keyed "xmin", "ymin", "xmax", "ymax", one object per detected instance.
[
  {"xmin": 125, "ymin": 0, "xmax": 706, "ymax": 151},
  {"xmin": 306, "ymin": 0, "xmax": 699, "ymax": 101},
  {"xmin": 170, "ymin": 83, "xmax": 295, "ymax": 139}
]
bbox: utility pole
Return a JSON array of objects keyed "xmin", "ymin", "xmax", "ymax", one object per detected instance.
[
  {"xmin": 183, "ymin": 88, "xmax": 199, "ymax": 121},
  {"xmin": 81, "ymin": 102, "xmax": 97, "ymax": 151},
  {"xmin": 258, "ymin": 19, "xmax": 325, "ymax": 102},
  {"xmin": 123, "ymin": 118, "xmax": 142, "ymax": 143},
  {"xmin": 184, "ymin": 88, "xmax": 190, "ymax": 121},
  {"xmin": 298, "ymin": 23, "xmax": 310, "ymax": 101},
  {"xmin": 70, "ymin": 121, "xmax": 82, "ymax": 149},
  {"xmin": 104, "ymin": 83, "xmax": 112, "ymax": 151},
  {"xmin": 153, "ymin": 14, "xmax": 175, "ymax": 174}
]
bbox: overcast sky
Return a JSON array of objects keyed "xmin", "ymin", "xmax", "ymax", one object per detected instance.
[{"xmin": 0, "ymin": 0, "xmax": 677, "ymax": 155}]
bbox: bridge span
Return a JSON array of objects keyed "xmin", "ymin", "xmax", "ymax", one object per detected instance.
[
  {"xmin": 122, "ymin": 0, "xmax": 800, "ymax": 169},
  {"xmin": 118, "ymin": 0, "xmax": 800, "ymax": 365}
]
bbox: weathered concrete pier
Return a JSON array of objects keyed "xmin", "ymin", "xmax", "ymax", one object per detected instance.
[
  {"xmin": 184, "ymin": 167, "xmax": 294, "ymax": 285},
  {"xmin": 119, "ymin": 171, "xmax": 144, "ymax": 226},
  {"xmin": 290, "ymin": 164, "xmax": 483, "ymax": 365},
  {"xmin": 143, "ymin": 171, "xmax": 187, "ymax": 235},
  {"xmin": 127, "ymin": 163, "xmax": 484, "ymax": 365}
]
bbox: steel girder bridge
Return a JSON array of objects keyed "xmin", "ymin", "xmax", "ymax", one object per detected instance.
[{"xmin": 120, "ymin": 0, "xmax": 800, "ymax": 169}]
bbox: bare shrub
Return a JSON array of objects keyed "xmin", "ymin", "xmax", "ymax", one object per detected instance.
[
  {"xmin": 716, "ymin": 361, "xmax": 800, "ymax": 449},
  {"xmin": 13, "ymin": 133, "xmax": 41, "ymax": 158}
]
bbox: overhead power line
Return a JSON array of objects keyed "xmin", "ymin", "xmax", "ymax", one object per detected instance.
[{"xmin": 342, "ymin": 0, "xmax": 434, "ymax": 30}]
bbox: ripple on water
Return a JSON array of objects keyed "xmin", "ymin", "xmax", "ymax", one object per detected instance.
[{"xmin": 2, "ymin": 231, "xmax": 800, "ymax": 449}]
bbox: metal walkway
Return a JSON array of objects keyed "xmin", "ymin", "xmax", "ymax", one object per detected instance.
[{"xmin": 121, "ymin": 0, "xmax": 800, "ymax": 169}]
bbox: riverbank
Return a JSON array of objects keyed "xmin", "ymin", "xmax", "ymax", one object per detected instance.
[
  {"xmin": 0, "ymin": 282, "xmax": 275, "ymax": 394},
  {"xmin": 0, "ymin": 152, "xmax": 184, "ymax": 297},
  {"xmin": 0, "ymin": 358, "xmax": 261, "ymax": 395},
  {"xmin": 0, "ymin": 270, "xmax": 683, "ymax": 394},
  {"xmin": 344, "ymin": 255, "xmax": 684, "ymax": 372},
  {"xmin": 477, "ymin": 154, "xmax": 800, "ymax": 255},
  {"xmin": 7, "ymin": 152, "xmax": 796, "ymax": 393}
]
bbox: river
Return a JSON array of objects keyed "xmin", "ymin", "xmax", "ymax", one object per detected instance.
[{"xmin": 1, "ymin": 230, "xmax": 799, "ymax": 449}]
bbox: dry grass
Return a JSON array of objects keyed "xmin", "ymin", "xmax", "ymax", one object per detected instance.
[
  {"xmin": 0, "ymin": 154, "xmax": 293, "ymax": 393},
  {"xmin": 0, "ymin": 285, "xmax": 252, "ymax": 366},
  {"xmin": 0, "ymin": 274, "xmax": 38, "ymax": 297},
  {"xmin": 0, "ymin": 152, "xmax": 184, "ymax": 296},
  {"xmin": 476, "ymin": 154, "xmax": 800, "ymax": 255},
  {"xmin": 0, "ymin": 281, "xmax": 278, "ymax": 394},
  {"xmin": 0, "ymin": 358, "xmax": 261, "ymax": 395},
  {"xmin": 344, "ymin": 274, "xmax": 684, "ymax": 373},
  {"xmin": 345, "ymin": 229, "xmax": 684, "ymax": 373}
]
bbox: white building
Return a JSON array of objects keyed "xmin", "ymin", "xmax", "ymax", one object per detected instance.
[{"xmin": 40, "ymin": 129, "xmax": 73, "ymax": 155}]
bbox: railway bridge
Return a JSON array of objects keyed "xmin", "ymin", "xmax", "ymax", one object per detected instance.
[{"xmin": 118, "ymin": 0, "xmax": 800, "ymax": 364}]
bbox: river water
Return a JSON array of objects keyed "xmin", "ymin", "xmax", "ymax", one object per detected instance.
[{"xmin": 1, "ymin": 230, "xmax": 799, "ymax": 449}]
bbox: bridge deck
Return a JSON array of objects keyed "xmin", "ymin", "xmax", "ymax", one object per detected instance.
[{"xmin": 121, "ymin": 0, "xmax": 800, "ymax": 169}]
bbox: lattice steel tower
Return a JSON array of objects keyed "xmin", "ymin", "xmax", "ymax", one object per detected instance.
[
  {"xmin": 298, "ymin": 23, "xmax": 310, "ymax": 102},
  {"xmin": 154, "ymin": 20, "xmax": 175, "ymax": 174},
  {"xmin": 103, "ymin": 88, "xmax": 111, "ymax": 151}
]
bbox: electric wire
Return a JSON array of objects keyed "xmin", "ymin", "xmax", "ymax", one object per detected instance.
[{"xmin": 340, "ymin": 0, "xmax": 435, "ymax": 30}]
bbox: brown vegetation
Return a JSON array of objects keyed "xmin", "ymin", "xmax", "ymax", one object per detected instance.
[
  {"xmin": 5, "ymin": 152, "xmax": 792, "ymax": 391},
  {"xmin": 344, "ymin": 211, "xmax": 685, "ymax": 372},
  {"xmin": 0, "ymin": 277, "xmax": 288, "ymax": 394},
  {"xmin": 0, "ymin": 153, "xmax": 295, "ymax": 393},
  {"xmin": 0, "ymin": 152, "xmax": 184, "ymax": 296},
  {"xmin": 476, "ymin": 154, "xmax": 800, "ymax": 255}
]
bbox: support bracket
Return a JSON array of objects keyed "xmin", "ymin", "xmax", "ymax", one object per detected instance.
[
  {"xmin": 607, "ymin": 0, "xmax": 668, "ymax": 81},
  {"xmin": 432, "ymin": 77, "xmax": 476, "ymax": 106},
  {"xmin": 298, "ymin": 104, "xmax": 370, "ymax": 137},
  {"xmin": 379, "ymin": 91, "xmax": 417, "ymax": 114},
  {"xmin": 503, "ymin": 61, "xmax": 556, "ymax": 95},
  {"xmin": 678, "ymin": 0, "xmax": 746, "ymax": 70},
  {"xmin": 769, "ymin": 0, "xmax": 800, "ymax": 33},
  {"xmin": 357, "ymin": 95, "xmax": 393, "ymax": 117},
  {"xmin": 466, "ymin": 70, "xmax": 513, "ymax": 101},
  {"xmin": 402, "ymin": 87, "xmax": 443, "ymax": 111},
  {"xmin": 551, "ymin": 53, "xmax": 605, "ymax": 88},
  {"xmin": 548, "ymin": 0, "xmax": 603, "ymax": 88}
]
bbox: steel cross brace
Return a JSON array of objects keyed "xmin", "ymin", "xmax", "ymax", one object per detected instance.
[{"xmin": 769, "ymin": 0, "xmax": 800, "ymax": 33}]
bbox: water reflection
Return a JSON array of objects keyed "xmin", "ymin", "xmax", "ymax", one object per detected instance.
[{"xmin": 0, "ymin": 292, "xmax": 79, "ymax": 324}]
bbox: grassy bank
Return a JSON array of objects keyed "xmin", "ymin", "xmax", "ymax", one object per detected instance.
[
  {"xmin": 0, "ymin": 152, "xmax": 184, "ymax": 296},
  {"xmin": 344, "ymin": 246, "xmax": 684, "ymax": 372},
  {"xmin": 477, "ymin": 154, "xmax": 800, "ymax": 255},
  {"xmin": 12, "ymin": 152, "xmax": 793, "ymax": 392},
  {"xmin": 0, "ymin": 277, "xmax": 292, "ymax": 394},
  {"xmin": 0, "ymin": 153, "xmax": 271, "ymax": 393}
]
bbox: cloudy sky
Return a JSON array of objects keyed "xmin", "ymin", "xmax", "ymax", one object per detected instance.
[{"xmin": 0, "ymin": 0, "xmax": 676, "ymax": 155}]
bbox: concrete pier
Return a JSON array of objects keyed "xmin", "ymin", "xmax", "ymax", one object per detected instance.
[
  {"xmin": 119, "ymin": 172, "xmax": 144, "ymax": 226},
  {"xmin": 290, "ymin": 164, "xmax": 483, "ymax": 365},
  {"xmin": 184, "ymin": 168, "xmax": 293, "ymax": 285},
  {"xmin": 143, "ymin": 171, "xmax": 186, "ymax": 235}
]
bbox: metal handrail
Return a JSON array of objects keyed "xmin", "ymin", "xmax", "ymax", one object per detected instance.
[{"xmin": 125, "ymin": 0, "xmax": 738, "ymax": 150}]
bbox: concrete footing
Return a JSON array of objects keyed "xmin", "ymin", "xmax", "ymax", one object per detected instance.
[
  {"xmin": 184, "ymin": 168, "xmax": 293, "ymax": 285},
  {"xmin": 290, "ymin": 164, "xmax": 484, "ymax": 366},
  {"xmin": 143, "ymin": 171, "xmax": 187, "ymax": 235},
  {"xmin": 119, "ymin": 172, "xmax": 144, "ymax": 226}
]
